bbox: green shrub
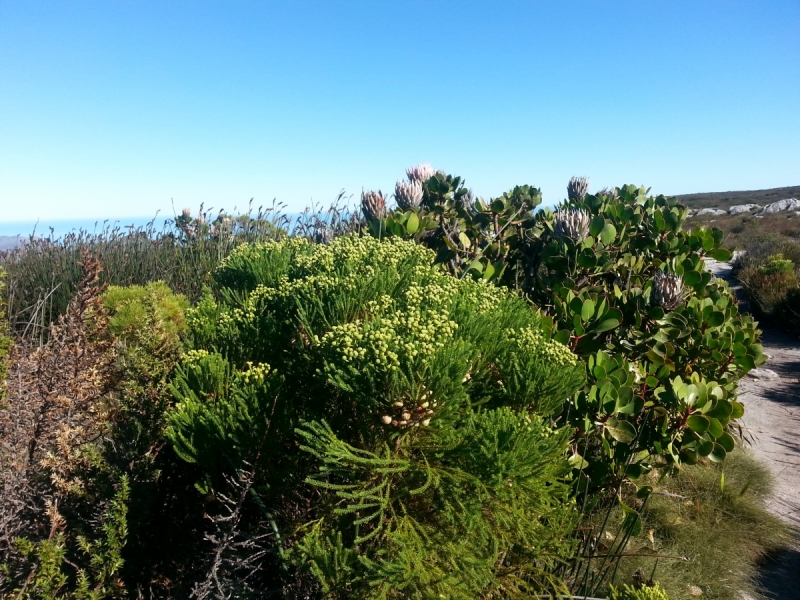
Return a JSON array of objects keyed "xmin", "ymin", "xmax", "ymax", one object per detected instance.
[
  {"xmin": 166, "ymin": 234, "xmax": 586, "ymax": 597},
  {"xmin": 738, "ymin": 266, "xmax": 798, "ymax": 316},
  {"xmin": 757, "ymin": 253, "xmax": 795, "ymax": 276},
  {"xmin": 528, "ymin": 187, "xmax": 762, "ymax": 487},
  {"xmin": 374, "ymin": 174, "xmax": 763, "ymax": 490},
  {"xmin": 0, "ymin": 208, "xmax": 286, "ymax": 338}
]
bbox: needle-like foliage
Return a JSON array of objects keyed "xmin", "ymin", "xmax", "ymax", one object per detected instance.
[{"xmin": 166, "ymin": 234, "xmax": 586, "ymax": 597}]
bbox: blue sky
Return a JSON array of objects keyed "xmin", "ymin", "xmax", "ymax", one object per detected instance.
[{"xmin": 1, "ymin": 1, "xmax": 798, "ymax": 222}]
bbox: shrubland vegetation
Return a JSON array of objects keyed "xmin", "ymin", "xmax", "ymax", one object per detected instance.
[
  {"xmin": 683, "ymin": 198, "xmax": 800, "ymax": 332},
  {"xmin": 0, "ymin": 168, "xmax": 791, "ymax": 599}
]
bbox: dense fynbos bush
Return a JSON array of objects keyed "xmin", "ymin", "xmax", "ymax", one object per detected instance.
[
  {"xmin": 166, "ymin": 235, "xmax": 585, "ymax": 597},
  {"xmin": 369, "ymin": 171, "xmax": 763, "ymax": 492}
]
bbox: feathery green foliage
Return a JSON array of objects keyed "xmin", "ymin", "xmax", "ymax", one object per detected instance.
[{"xmin": 166, "ymin": 234, "xmax": 585, "ymax": 596}]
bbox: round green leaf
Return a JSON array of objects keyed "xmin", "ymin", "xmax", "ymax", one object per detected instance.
[
  {"xmin": 707, "ymin": 418, "xmax": 724, "ymax": 438},
  {"xmin": 687, "ymin": 414, "xmax": 710, "ymax": 433},
  {"xmin": 581, "ymin": 299, "xmax": 596, "ymax": 322},
  {"xmin": 709, "ymin": 248, "xmax": 733, "ymax": 262},
  {"xmin": 706, "ymin": 400, "xmax": 733, "ymax": 420},
  {"xmin": 600, "ymin": 223, "xmax": 617, "ymax": 245},
  {"xmin": 684, "ymin": 270, "xmax": 702, "ymax": 287},
  {"xmin": 730, "ymin": 401, "xmax": 745, "ymax": 419},
  {"xmin": 592, "ymin": 318, "xmax": 620, "ymax": 333},
  {"xmin": 697, "ymin": 439, "xmax": 715, "ymax": 457},
  {"xmin": 717, "ymin": 432, "xmax": 735, "ymax": 452},
  {"xmin": 405, "ymin": 212, "xmax": 420, "ymax": 234},
  {"xmin": 606, "ymin": 418, "xmax": 637, "ymax": 444},
  {"xmin": 709, "ymin": 443, "xmax": 727, "ymax": 463},
  {"xmin": 589, "ymin": 215, "xmax": 606, "ymax": 237}
]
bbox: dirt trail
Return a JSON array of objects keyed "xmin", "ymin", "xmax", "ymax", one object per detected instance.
[{"xmin": 707, "ymin": 260, "xmax": 800, "ymax": 598}]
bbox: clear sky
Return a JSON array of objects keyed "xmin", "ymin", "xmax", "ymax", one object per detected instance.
[{"xmin": 1, "ymin": 1, "xmax": 798, "ymax": 222}]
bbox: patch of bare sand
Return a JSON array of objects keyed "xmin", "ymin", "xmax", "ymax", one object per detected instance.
[{"xmin": 707, "ymin": 259, "xmax": 800, "ymax": 598}]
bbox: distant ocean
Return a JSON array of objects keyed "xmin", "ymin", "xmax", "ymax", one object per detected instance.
[{"xmin": 0, "ymin": 216, "xmax": 172, "ymax": 239}]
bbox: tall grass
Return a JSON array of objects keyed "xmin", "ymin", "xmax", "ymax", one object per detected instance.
[
  {"xmin": 574, "ymin": 451, "xmax": 790, "ymax": 600},
  {"xmin": 0, "ymin": 195, "xmax": 362, "ymax": 338}
]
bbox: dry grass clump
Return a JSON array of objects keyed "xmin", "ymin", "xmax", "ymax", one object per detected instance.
[{"xmin": 581, "ymin": 451, "xmax": 790, "ymax": 600}]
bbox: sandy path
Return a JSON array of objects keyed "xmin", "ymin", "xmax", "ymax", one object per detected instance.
[{"xmin": 707, "ymin": 260, "xmax": 800, "ymax": 598}]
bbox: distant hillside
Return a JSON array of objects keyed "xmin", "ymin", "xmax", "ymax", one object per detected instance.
[{"xmin": 672, "ymin": 185, "xmax": 800, "ymax": 209}]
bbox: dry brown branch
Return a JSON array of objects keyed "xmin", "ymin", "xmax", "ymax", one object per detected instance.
[{"xmin": 0, "ymin": 248, "xmax": 121, "ymax": 583}]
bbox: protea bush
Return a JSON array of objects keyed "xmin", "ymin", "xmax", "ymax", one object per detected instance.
[{"xmin": 368, "ymin": 168, "xmax": 763, "ymax": 493}]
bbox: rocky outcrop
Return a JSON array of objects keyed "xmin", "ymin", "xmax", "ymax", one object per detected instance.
[
  {"xmin": 694, "ymin": 207, "xmax": 727, "ymax": 217},
  {"xmin": 728, "ymin": 203, "xmax": 761, "ymax": 214},
  {"xmin": 757, "ymin": 198, "xmax": 800, "ymax": 215}
]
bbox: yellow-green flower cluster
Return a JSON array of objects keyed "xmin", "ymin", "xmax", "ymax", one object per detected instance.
[
  {"xmin": 505, "ymin": 327, "xmax": 578, "ymax": 368},
  {"xmin": 318, "ymin": 280, "xmax": 459, "ymax": 375},
  {"xmin": 183, "ymin": 349, "xmax": 210, "ymax": 363},
  {"xmin": 239, "ymin": 361, "xmax": 272, "ymax": 385}
]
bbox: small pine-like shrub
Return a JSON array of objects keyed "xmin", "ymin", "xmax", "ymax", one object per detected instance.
[{"xmin": 166, "ymin": 234, "xmax": 586, "ymax": 597}]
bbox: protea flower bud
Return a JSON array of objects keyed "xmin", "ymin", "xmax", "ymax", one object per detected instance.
[
  {"xmin": 406, "ymin": 162, "xmax": 436, "ymax": 183},
  {"xmin": 181, "ymin": 208, "xmax": 192, "ymax": 219},
  {"xmin": 381, "ymin": 415, "xmax": 392, "ymax": 425},
  {"xmin": 597, "ymin": 187, "xmax": 619, "ymax": 200},
  {"xmin": 313, "ymin": 226, "xmax": 333, "ymax": 245},
  {"xmin": 395, "ymin": 179, "xmax": 423, "ymax": 210},
  {"xmin": 652, "ymin": 271, "xmax": 685, "ymax": 310},
  {"xmin": 567, "ymin": 176, "xmax": 590, "ymax": 201},
  {"xmin": 457, "ymin": 189, "xmax": 476, "ymax": 213},
  {"xmin": 361, "ymin": 190, "xmax": 387, "ymax": 221},
  {"xmin": 553, "ymin": 208, "xmax": 591, "ymax": 243}
]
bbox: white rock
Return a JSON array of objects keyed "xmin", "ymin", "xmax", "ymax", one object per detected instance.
[
  {"xmin": 694, "ymin": 207, "xmax": 727, "ymax": 217},
  {"xmin": 756, "ymin": 198, "xmax": 800, "ymax": 215},
  {"xmin": 747, "ymin": 368, "xmax": 780, "ymax": 381},
  {"xmin": 728, "ymin": 204, "xmax": 761, "ymax": 214}
]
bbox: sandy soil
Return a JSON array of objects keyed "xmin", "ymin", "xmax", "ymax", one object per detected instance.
[{"xmin": 707, "ymin": 260, "xmax": 800, "ymax": 599}]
